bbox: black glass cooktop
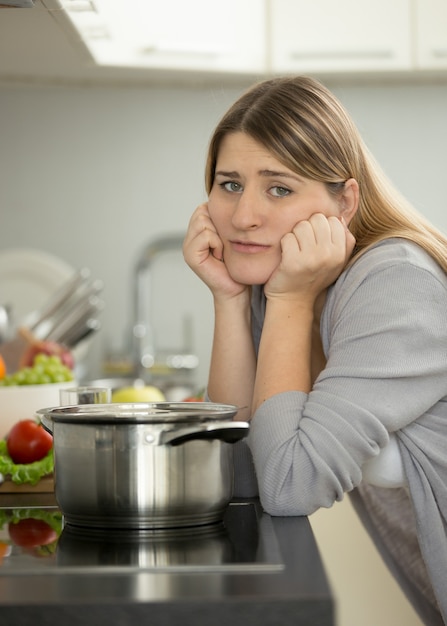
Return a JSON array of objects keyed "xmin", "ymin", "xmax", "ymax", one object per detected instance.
[{"xmin": 0, "ymin": 500, "xmax": 284, "ymax": 575}]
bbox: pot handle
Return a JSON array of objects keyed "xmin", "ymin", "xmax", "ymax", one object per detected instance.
[{"xmin": 161, "ymin": 421, "xmax": 249, "ymax": 446}]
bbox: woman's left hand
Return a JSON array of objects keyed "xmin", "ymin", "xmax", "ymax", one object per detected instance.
[{"xmin": 264, "ymin": 213, "xmax": 355, "ymax": 305}]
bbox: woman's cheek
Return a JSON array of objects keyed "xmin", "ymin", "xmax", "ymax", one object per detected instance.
[{"xmin": 207, "ymin": 202, "xmax": 225, "ymax": 234}]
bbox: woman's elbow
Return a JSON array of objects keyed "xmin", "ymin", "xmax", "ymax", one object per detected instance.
[
  {"xmin": 257, "ymin": 469, "xmax": 349, "ymax": 517},
  {"xmin": 257, "ymin": 484, "xmax": 321, "ymax": 517}
]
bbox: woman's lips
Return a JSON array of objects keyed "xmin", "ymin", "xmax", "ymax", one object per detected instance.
[{"xmin": 230, "ymin": 240, "xmax": 270, "ymax": 254}]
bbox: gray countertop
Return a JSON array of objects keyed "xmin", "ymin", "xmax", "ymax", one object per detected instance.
[{"xmin": 0, "ymin": 495, "xmax": 334, "ymax": 626}]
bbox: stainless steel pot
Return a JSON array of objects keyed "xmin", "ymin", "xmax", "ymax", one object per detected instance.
[{"xmin": 38, "ymin": 402, "xmax": 249, "ymax": 530}]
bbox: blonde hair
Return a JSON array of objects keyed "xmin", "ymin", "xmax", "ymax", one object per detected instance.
[{"xmin": 205, "ymin": 76, "xmax": 447, "ymax": 271}]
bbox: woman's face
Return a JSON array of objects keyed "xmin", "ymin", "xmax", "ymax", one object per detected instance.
[{"xmin": 208, "ymin": 132, "xmax": 345, "ymax": 285}]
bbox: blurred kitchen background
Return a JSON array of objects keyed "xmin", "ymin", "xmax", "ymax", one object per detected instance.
[{"xmin": 1, "ymin": 1, "xmax": 446, "ymax": 624}]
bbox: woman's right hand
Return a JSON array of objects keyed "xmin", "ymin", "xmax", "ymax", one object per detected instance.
[{"xmin": 183, "ymin": 203, "xmax": 248, "ymax": 299}]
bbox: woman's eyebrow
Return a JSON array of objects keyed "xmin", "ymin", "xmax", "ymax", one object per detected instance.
[
  {"xmin": 215, "ymin": 170, "xmax": 240, "ymax": 178},
  {"xmin": 259, "ymin": 169, "xmax": 301, "ymax": 182},
  {"xmin": 215, "ymin": 169, "xmax": 301, "ymax": 181}
]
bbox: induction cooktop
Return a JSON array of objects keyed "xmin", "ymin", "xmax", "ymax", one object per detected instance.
[{"xmin": 0, "ymin": 500, "xmax": 284, "ymax": 575}]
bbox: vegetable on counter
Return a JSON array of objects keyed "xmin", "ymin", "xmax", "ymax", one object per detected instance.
[
  {"xmin": 6, "ymin": 419, "xmax": 53, "ymax": 465},
  {"xmin": 0, "ymin": 353, "xmax": 71, "ymax": 482},
  {"xmin": 8, "ymin": 517, "xmax": 58, "ymax": 549},
  {"xmin": 18, "ymin": 327, "xmax": 74, "ymax": 371},
  {"xmin": 0, "ymin": 430, "xmax": 54, "ymax": 485},
  {"xmin": 0, "ymin": 353, "xmax": 73, "ymax": 387},
  {"xmin": 0, "ymin": 508, "xmax": 63, "ymax": 558},
  {"xmin": 111, "ymin": 385, "xmax": 165, "ymax": 403},
  {"xmin": 183, "ymin": 389, "xmax": 206, "ymax": 402}
]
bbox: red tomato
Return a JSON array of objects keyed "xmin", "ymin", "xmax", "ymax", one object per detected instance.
[
  {"xmin": 183, "ymin": 396, "xmax": 204, "ymax": 402},
  {"xmin": 6, "ymin": 419, "xmax": 53, "ymax": 464},
  {"xmin": 8, "ymin": 518, "xmax": 57, "ymax": 548}
]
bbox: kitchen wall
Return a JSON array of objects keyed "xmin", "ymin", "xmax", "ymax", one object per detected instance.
[
  {"xmin": 1, "ymin": 78, "xmax": 446, "ymax": 625},
  {"xmin": 0, "ymin": 81, "xmax": 243, "ymax": 385}
]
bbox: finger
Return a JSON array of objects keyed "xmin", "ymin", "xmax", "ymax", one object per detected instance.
[
  {"xmin": 210, "ymin": 234, "xmax": 224, "ymax": 262},
  {"xmin": 344, "ymin": 229, "xmax": 356, "ymax": 260},
  {"xmin": 290, "ymin": 220, "xmax": 317, "ymax": 251},
  {"xmin": 186, "ymin": 204, "xmax": 215, "ymax": 236},
  {"xmin": 184, "ymin": 208, "xmax": 215, "ymax": 250},
  {"xmin": 308, "ymin": 215, "xmax": 349, "ymax": 260},
  {"xmin": 326, "ymin": 216, "xmax": 356, "ymax": 263},
  {"xmin": 308, "ymin": 213, "xmax": 335, "ymax": 245},
  {"xmin": 280, "ymin": 231, "xmax": 301, "ymax": 257},
  {"xmin": 195, "ymin": 227, "xmax": 223, "ymax": 261},
  {"xmin": 185, "ymin": 216, "xmax": 224, "ymax": 266},
  {"xmin": 327, "ymin": 215, "xmax": 346, "ymax": 246}
]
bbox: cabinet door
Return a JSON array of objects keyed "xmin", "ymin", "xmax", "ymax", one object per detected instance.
[
  {"xmin": 98, "ymin": 0, "xmax": 266, "ymax": 74},
  {"xmin": 270, "ymin": 0, "xmax": 412, "ymax": 73},
  {"xmin": 414, "ymin": 0, "xmax": 447, "ymax": 69}
]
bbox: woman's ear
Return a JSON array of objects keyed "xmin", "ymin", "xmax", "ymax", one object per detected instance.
[{"xmin": 340, "ymin": 178, "xmax": 359, "ymax": 224}]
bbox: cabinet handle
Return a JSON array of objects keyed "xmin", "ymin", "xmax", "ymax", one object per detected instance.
[
  {"xmin": 289, "ymin": 49, "xmax": 394, "ymax": 61},
  {"xmin": 140, "ymin": 44, "xmax": 224, "ymax": 58},
  {"xmin": 431, "ymin": 49, "xmax": 447, "ymax": 58}
]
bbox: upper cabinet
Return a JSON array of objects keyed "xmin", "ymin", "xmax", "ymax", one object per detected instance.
[
  {"xmin": 134, "ymin": 0, "xmax": 447, "ymax": 78},
  {"xmin": 269, "ymin": 0, "xmax": 412, "ymax": 74},
  {"xmin": 2, "ymin": 0, "xmax": 447, "ymax": 85},
  {"xmin": 141, "ymin": 0, "xmax": 266, "ymax": 74},
  {"xmin": 62, "ymin": 0, "xmax": 267, "ymax": 76},
  {"xmin": 414, "ymin": 0, "xmax": 447, "ymax": 70}
]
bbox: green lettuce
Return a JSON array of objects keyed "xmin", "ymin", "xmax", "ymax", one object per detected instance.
[
  {"xmin": 0, "ymin": 507, "xmax": 62, "ymax": 533},
  {"xmin": 0, "ymin": 508, "xmax": 63, "ymax": 555},
  {"xmin": 0, "ymin": 439, "xmax": 54, "ymax": 485}
]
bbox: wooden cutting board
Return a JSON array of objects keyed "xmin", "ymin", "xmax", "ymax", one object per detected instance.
[{"xmin": 0, "ymin": 475, "xmax": 54, "ymax": 493}]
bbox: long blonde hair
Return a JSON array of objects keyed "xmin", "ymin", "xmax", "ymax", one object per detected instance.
[{"xmin": 205, "ymin": 76, "xmax": 447, "ymax": 271}]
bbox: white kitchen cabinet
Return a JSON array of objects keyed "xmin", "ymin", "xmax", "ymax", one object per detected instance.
[
  {"xmin": 91, "ymin": 0, "xmax": 266, "ymax": 75},
  {"xmin": 414, "ymin": 0, "xmax": 447, "ymax": 70},
  {"xmin": 14, "ymin": 0, "xmax": 447, "ymax": 84},
  {"xmin": 269, "ymin": 0, "xmax": 412, "ymax": 74}
]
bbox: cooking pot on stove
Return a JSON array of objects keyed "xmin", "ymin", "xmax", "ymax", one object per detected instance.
[{"xmin": 37, "ymin": 402, "xmax": 249, "ymax": 530}]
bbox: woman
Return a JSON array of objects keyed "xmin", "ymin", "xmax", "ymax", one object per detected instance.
[{"xmin": 183, "ymin": 76, "xmax": 447, "ymax": 625}]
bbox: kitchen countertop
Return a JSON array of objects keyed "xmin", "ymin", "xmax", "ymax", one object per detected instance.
[{"xmin": 0, "ymin": 493, "xmax": 334, "ymax": 626}]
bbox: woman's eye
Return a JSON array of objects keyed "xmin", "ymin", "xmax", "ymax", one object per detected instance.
[
  {"xmin": 270, "ymin": 186, "xmax": 291, "ymax": 197},
  {"xmin": 220, "ymin": 181, "xmax": 243, "ymax": 193}
]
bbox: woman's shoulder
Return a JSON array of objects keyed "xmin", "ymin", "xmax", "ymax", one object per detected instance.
[
  {"xmin": 326, "ymin": 238, "xmax": 447, "ymax": 316},
  {"xmin": 345, "ymin": 238, "xmax": 447, "ymax": 285}
]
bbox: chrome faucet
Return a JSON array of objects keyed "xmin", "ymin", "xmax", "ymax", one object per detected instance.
[{"xmin": 132, "ymin": 234, "xmax": 198, "ymax": 380}]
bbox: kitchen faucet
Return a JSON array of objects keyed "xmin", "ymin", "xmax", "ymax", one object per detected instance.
[{"xmin": 132, "ymin": 234, "xmax": 198, "ymax": 381}]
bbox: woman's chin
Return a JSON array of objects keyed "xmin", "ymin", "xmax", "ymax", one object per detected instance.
[
  {"xmin": 224, "ymin": 251, "xmax": 278, "ymax": 286},
  {"xmin": 227, "ymin": 266, "xmax": 271, "ymax": 286}
]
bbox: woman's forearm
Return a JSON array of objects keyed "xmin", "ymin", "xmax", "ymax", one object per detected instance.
[
  {"xmin": 252, "ymin": 299, "xmax": 314, "ymax": 413},
  {"xmin": 207, "ymin": 292, "xmax": 256, "ymax": 422}
]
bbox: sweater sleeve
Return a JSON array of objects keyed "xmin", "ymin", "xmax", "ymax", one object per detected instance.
[{"xmin": 248, "ymin": 242, "xmax": 447, "ymax": 516}]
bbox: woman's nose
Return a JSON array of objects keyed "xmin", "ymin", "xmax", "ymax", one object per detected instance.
[{"xmin": 231, "ymin": 188, "xmax": 262, "ymax": 229}]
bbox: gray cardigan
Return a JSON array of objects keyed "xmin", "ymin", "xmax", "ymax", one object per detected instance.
[{"xmin": 233, "ymin": 239, "xmax": 447, "ymax": 625}]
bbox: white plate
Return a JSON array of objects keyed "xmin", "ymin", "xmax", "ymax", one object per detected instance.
[
  {"xmin": 0, "ymin": 247, "xmax": 74, "ymax": 326},
  {"xmin": 0, "ymin": 248, "xmax": 97, "ymax": 369}
]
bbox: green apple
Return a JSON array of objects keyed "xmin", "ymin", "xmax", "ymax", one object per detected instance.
[{"xmin": 111, "ymin": 385, "xmax": 165, "ymax": 403}]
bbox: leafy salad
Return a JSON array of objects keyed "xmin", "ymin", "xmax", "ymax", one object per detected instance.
[
  {"xmin": 0, "ymin": 508, "xmax": 63, "ymax": 557},
  {"xmin": 0, "ymin": 438, "xmax": 53, "ymax": 485},
  {"xmin": 0, "ymin": 507, "xmax": 62, "ymax": 533}
]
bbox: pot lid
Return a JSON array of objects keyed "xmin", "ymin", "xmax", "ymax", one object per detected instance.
[{"xmin": 36, "ymin": 401, "xmax": 239, "ymax": 425}]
